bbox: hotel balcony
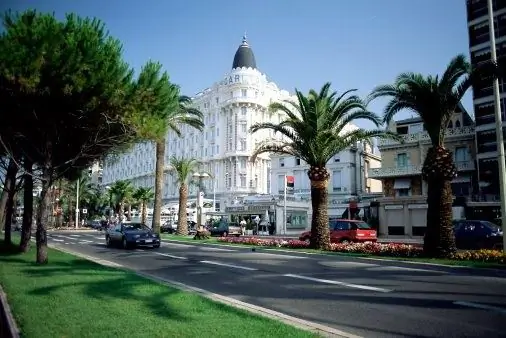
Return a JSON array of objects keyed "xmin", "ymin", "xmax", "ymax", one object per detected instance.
[
  {"xmin": 368, "ymin": 161, "xmax": 475, "ymax": 179},
  {"xmin": 378, "ymin": 126, "xmax": 475, "ymax": 149}
]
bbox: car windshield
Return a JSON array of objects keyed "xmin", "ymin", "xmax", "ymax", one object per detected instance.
[
  {"xmin": 354, "ymin": 222, "xmax": 372, "ymax": 229},
  {"xmin": 481, "ymin": 221, "xmax": 502, "ymax": 232},
  {"xmin": 123, "ymin": 223, "xmax": 149, "ymax": 231}
]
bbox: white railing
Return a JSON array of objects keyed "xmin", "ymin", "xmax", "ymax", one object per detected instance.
[
  {"xmin": 369, "ymin": 161, "xmax": 475, "ymax": 178},
  {"xmin": 379, "ymin": 126, "xmax": 475, "ymax": 147}
]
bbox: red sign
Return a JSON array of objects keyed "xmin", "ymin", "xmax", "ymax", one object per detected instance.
[{"xmin": 286, "ymin": 175, "xmax": 294, "ymax": 188}]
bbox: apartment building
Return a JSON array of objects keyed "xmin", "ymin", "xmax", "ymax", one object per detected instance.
[
  {"xmin": 368, "ymin": 106, "xmax": 476, "ymax": 237},
  {"xmin": 466, "ymin": 0, "xmax": 506, "ymax": 200}
]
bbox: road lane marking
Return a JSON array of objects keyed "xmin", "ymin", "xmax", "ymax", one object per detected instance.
[
  {"xmin": 52, "ymin": 238, "xmax": 64, "ymax": 242},
  {"xmin": 453, "ymin": 301, "xmax": 506, "ymax": 314},
  {"xmin": 200, "ymin": 260, "xmax": 258, "ymax": 271},
  {"xmin": 199, "ymin": 247, "xmax": 237, "ymax": 252},
  {"xmin": 95, "ymin": 236, "xmax": 105, "ymax": 240},
  {"xmin": 69, "ymin": 235, "xmax": 81, "ymax": 237},
  {"xmin": 282, "ymin": 274, "xmax": 393, "ymax": 293},
  {"xmin": 150, "ymin": 252, "xmax": 187, "ymax": 260}
]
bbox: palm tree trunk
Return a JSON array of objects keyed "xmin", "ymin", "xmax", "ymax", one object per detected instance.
[
  {"xmin": 127, "ymin": 204, "xmax": 132, "ymax": 221},
  {"xmin": 152, "ymin": 139, "xmax": 165, "ymax": 234},
  {"xmin": 308, "ymin": 167, "xmax": 331, "ymax": 250},
  {"xmin": 141, "ymin": 202, "xmax": 147, "ymax": 225},
  {"xmin": 20, "ymin": 159, "xmax": 33, "ymax": 252},
  {"xmin": 2, "ymin": 159, "xmax": 18, "ymax": 245},
  {"xmin": 36, "ymin": 155, "xmax": 53, "ymax": 264},
  {"xmin": 176, "ymin": 183, "xmax": 188, "ymax": 236},
  {"xmin": 422, "ymin": 146, "xmax": 457, "ymax": 257}
]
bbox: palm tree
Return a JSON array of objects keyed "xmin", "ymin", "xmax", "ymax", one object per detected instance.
[
  {"xmin": 368, "ymin": 54, "xmax": 471, "ymax": 258},
  {"xmin": 168, "ymin": 156, "xmax": 202, "ymax": 236},
  {"xmin": 133, "ymin": 187, "xmax": 154, "ymax": 225},
  {"xmin": 128, "ymin": 61, "xmax": 204, "ymax": 234},
  {"xmin": 250, "ymin": 82, "xmax": 397, "ymax": 250},
  {"xmin": 109, "ymin": 180, "xmax": 134, "ymax": 218}
]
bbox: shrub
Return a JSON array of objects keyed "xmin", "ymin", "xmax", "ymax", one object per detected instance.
[
  {"xmin": 216, "ymin": 237, "xmax": 506, "ymax": 264},
  {"xmin": 193, "ymin": 230, "xmax": 211, "ymax": 240}
]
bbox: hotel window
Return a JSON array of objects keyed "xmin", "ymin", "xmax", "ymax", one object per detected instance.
[
  {"xmin": 295, "ymin": 158, "xmax": 301, "ymax": 165},
  {"xmin": 240, "ymin": 176, "xmax": 246, "ymax": 188},
  {"xmin": 279, "ymin": 157, "xmax": 285, "ymax": 167},
  {"xmin": 240, "ymin": 139, "xmax": 246, "ymax": 151},
  {"xmin": 396, "ymin": 153, "xmax": 408, "ymax": 168},
  {"xmin": 241, "ymin": 107, "xmax": 247, "ymax": 115},
  {"xmin": 334, "ymin": 155, "xmax": 340, "ymax": 162},
  {"xmin": 241, "ymin": 124, "xmax": 247, "ymax": 133},
  {"xmin": 241, "ymin": 89, "xmax": 247, "ymax": 97}
]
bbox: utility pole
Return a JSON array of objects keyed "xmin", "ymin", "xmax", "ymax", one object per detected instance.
[
  {"xmin": 75, "ymin": 177, "xmax": 80, "ymax": 229},
  {"xmin": 487, "ymin": 0, "xmax": 506, "ymax": 251}
]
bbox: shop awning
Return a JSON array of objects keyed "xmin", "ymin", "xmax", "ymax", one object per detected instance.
[
  {"xmin": 394, "ymin": 178, "xmax": 411, "ymax": 189},
  {"xmin": 452, "ymin": 176, "xmax": 470, "ymax": 184}
]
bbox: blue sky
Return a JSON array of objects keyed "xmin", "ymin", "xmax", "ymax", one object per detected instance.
[{"xmin": 2, "ymin": 0, "xmax": 472, "ymax": 128}]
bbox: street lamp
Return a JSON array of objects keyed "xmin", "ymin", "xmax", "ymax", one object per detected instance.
[{"xmin": 192, "ymin": 172, "xmax": 210, "ymax": 230}]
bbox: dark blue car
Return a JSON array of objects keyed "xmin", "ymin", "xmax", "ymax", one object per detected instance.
[
  {"xmin": 106, "ymin": 222, "xmax": 160, "ymax": 249},
  {"xmin": 453, "ymin": 220, "xmax": 503, "ymax": 250}
]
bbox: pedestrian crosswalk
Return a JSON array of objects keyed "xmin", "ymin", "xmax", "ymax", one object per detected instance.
[{"xmin": 31, "ymin": 232, "xmax": 106, "ymax": 246}]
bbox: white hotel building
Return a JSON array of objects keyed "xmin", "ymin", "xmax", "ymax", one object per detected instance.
[{"xmin": 101, "ymin": 36, "xmax": 295, "ymax": 210}]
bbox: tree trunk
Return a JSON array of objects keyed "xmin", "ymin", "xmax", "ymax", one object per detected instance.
[
  {"xmin": 20, "ymin": 159, "xmax": 33, "ymax": 252},
  {"xmin": 152, "ymin": 139, "xmax": 165, "ymax": 234},
  {"xmin": 176, "ymin": 183, "xmax": 188, "ymax": 236},
  {"xmin": 422, "ymin": 146, "xmax": 457, "ymax": 258},
  {"xmin": 36, "ymin": 156, "xmax": 53, "ymax": 265},
  {"xmin": 127, "ymin": 204, "xmax": 132, "ymax": 221},
  {"xmin": 0, "ymin": 159, "xmax": 17, "ymax": 232},
  {"xmin": 2, "ymin": 159, "xmax": 18, "ymax": 245},
  {"xmin": 141, "ymin": 202, "xmax": 147, "ymax": 225},
  {"xmin": 308, "ymin": 167, "xmax": 331, "ymax": 250}
]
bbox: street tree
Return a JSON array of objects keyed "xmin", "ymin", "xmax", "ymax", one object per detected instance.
[
  {"xmin": 368, "ymin": 54, "xmax": 471, "ymax": 258},
  {"xmin": 132, "ymin": 187, "xmax": 154, "ymax": 225},
  {"xmin": 0, "ymin": 10, "xmax": 137, "ymax": 263},
  {"xmin": 250, "ymin": 83, "xmax": 398, "ymax": 250},
  {"xmin": 126, "ymin": 61, "xmax": 204, "ymax": 234}
]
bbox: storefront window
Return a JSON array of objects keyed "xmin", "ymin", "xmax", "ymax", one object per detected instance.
[{"xmin": 286, "ymin": 212, "xmax": 308, "ymax": 228}]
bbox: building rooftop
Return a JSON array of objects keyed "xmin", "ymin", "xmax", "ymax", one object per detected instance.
[{"xmin": 232, "ymin": 34, "xmax": 257, "ymax": 70}]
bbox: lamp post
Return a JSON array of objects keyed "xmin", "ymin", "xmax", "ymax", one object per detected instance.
[
  {"xmin": 192, "ymin": 172, "xmax": 210, "ymax": 230},
  {"xmin": 75, "ymin": 178, "xmax": 80, "ymax": 229},
  {"xmin": 487, "ymin": 0, "xmax": 506, "ymax": 252}
]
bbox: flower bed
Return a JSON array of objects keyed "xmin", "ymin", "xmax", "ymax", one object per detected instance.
[{"xmin": 217, "ymin": 237, "xmax": 506, "ymax": 264}]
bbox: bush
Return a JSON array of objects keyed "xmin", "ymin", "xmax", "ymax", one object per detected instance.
[
  {"xmin": 216, "ymin": 237, "xmax": 506, "ymax": 264},
  {"xmin": 193, "ymin": 230, "xmax": 211, "ymax": 240}
]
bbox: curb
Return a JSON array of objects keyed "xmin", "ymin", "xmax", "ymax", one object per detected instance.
[
  {"xmin": 49, "ymin": 244, "xmax": 361, "ymax": 338},
  {"xmin": 0, "ymin": 285, "xmax": 20, "ymax": 338},
  {"xmin": 161, "ymin": 239, "xmax": 506, "ymax": 276}
]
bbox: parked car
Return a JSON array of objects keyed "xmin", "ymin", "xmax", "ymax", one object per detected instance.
[
  {"xmin": 299, "ymin": 219, "xmax": 377, "ymax": 243},
  {"xmin": 105, "ymin": 222, "xmax": 160, "ymax": 249},
  {"xmin": 453, "ymin": 220, "xmax": 503, "ymax": 250},
  {"xmin": 209, "ymin": 221, "xmax": 241, "ymax": 237},
  {"xmin": 161, "ymin": 221, "xmax": 176, "ymax": 233}
]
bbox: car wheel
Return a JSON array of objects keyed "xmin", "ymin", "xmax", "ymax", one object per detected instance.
[
  {"xmin": 153, "ymin": 243, "xmax": 160, "ymax": 248},
  {"xmin": 122, "ymin": 237, "xmax": 129, "ymax": 250},
  {"xmin": 304, "ymin": 238, "xmax": 310, "ymax": 244},
  {"xmin": 106, "ymin": 236, "xmax": 111, "ymax": 247},
  {"xmin": 222, "ymin": 231, "xmax": 228, "ymax": 237},
  {"xmin": 339, "ymin": 239, "xmax": 350, "ymax": 244}
]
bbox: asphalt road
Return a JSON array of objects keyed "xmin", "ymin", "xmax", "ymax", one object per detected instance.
[{"xmin": 41, "ymin": 231, "xmax": 506, "ymax": 338}]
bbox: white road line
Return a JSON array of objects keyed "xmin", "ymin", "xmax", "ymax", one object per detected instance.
[
  {"xmin": 64, "ymin": 242, "xmax": 71, "ymax": 245},
  {"xmin": 453, "ymin": 301, "xmax": 506, "ymax": 314},
  {"xmin": 283, "ymin": 274, "xmax": 393, "ymax": 293},
  {"xmin": 200, "ymin": 260, "xmax": 258, "ymax": 271},
  {"xmin": 52, "ymin": 238, "xmax": 64, "ymax": 242},
  {"xmin": 199, "ymin": 247, "xmax": 237, "ymax": 252},
  {"xmin": 95, "ymin": 236, "xmax": 105, "ymax": 240},
  {"xmin": 79, "ymin": 241, "xmax": 90, "ymax": 244},
  {"xmin": 151, "ymin": 252, "xmax": 187, "ymax": 260},
  {"xmin": 69, "ymin": 235, "xmax": 81, "ymax": 238}
]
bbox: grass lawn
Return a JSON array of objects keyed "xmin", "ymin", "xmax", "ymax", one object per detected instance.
[
  {"xmin": 161, "ymin": 235, "xmax": 506, "ymax": 270},
  {"xmin": 0, "ymin": 240, "xmax": 317, "ymax": 338}
]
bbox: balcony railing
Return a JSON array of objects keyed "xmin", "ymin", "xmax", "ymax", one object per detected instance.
[
  {"xmin": 378, "ymin": 126, "xmax": 475, "ymax": 148},
  {"xmin": 368, "ymin": 165, "xmax": 422, "ymax": 178},
  {"xmin": 369, "ymin": 161, "xmax": 475, "ymax": 178}
]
